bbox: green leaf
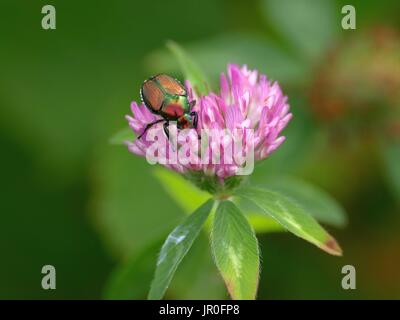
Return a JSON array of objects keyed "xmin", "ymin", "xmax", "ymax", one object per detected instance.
[
  {"xmin": 233, "ymin": 197, "xmax": 285, "ymax": 233},
  {"xmin": 262, "ymin": 176, "xmax": 347, "ymax": 227},
  {"xmin": 104, "ymin": 235, "xmax": 226, "ymax": 300},
  {"xmin": 236, "ymin": 187, "xmax": 342, "ymax": 256},
  {"xmin": 380, "ymin": 140, "xmax": 400, "ymax": 201},
  {"xmin": 166, "ymin": 234, "xmax": 226, "ymax": 299},
  {"xmin": 246, "ymin": 212, "xmax": 285, "ymax": 233},
  {"xmin": 109, "ymin": 127, "xmax": 135, "ymax": 145},
  {"xmin": 211, "ymin": 200, "xmax": 260, "ymax": 300},
  {"xmin": 166, "ymin": 40, "xmax": 210, "ymax": 96},
  {"xmin": 103, "ymin": 239, "xmax": 162, "ymax": 299},
  {"xmin": 153, "ymin": 167, "xmax": 211, "ymax": 214},
  {"xmin": 153, "ymin": 168, "xmax": 284, "ymax": 234},
  {"xmin": 261, "ymin": 0, "xmax": 338, "ymax": 61},
  {"xmin": 148, "ymin": 199, "xmax": 214, "ymax": 300}
]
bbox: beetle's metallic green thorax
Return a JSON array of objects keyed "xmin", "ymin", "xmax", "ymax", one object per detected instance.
[
  {"xmin": 153, "ymin": 79, "xmax": 190, "ymax": 111},
  {"xmin": 162, "ymin": 95, "xmax": 191, "ymax": 112}
]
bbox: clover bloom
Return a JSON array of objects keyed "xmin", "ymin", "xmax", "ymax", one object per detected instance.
[
  {"xmin": 126, "ymin": 64, "xmax": 292, "ymax": 193},
  {"xmin": 123, "ymin": 63, "xmax": 343, "ymax": 301}
]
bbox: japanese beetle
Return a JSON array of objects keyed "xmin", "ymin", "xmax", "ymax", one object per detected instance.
[{"xmin": 138, "ymin": 74, "xmax": 198, "ymax": 139}]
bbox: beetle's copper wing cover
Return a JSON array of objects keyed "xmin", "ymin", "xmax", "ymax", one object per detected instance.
[
  {"xmin": 141, "ymin": 80, "xmax": 164, "ymax": 111},
  {"xmin": 156, "ymin": 74, "xmax": 186, "ymax": 96}
]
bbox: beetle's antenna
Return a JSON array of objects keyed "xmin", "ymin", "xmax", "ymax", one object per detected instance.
[{"xmin": 137, "ymin": 119, "xmax": 165, "ymax": 140}]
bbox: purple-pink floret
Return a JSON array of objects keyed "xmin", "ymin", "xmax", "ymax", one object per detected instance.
[{"xmin": 125, "ymin": 64, "xmax": 292, "ymax": 179}]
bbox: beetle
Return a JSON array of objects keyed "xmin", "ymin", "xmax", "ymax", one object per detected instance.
[{"xmin": 138, "ymin": 74, "xmax": 198, "ymax": 140}]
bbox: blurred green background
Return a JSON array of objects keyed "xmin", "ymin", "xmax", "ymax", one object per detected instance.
[{"xmin": 0, "ymin": 0, "xmax": 399, "ymax": 299}]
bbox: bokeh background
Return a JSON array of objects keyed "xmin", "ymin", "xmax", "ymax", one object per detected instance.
[{"xmin": 1, "ymin": 0, "xmax": 399, "ymax": 299}]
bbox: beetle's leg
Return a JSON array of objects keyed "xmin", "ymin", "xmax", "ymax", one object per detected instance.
[
  {"xmin": 190, "ymin": 111, "xmax": 198, "ymax": 128},
  {"xmin": 189, "ymin": 100, "xmax": 196, "ymax": 109},
  {"xmin": 137, "ymin": 119, "xmax": 165, "ymax": 139},
  {"xmin": 163, "ymin": 121, "xmax": 170, "ymax": 140},
  {"xmin": 190, "ymin": 111, "xmax": 201, "ymax": 140}
]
